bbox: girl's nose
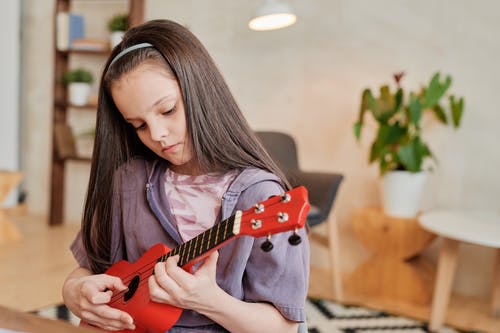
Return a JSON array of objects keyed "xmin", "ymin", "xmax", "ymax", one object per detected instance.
[{"xmin": 149, "ymin": 122, "xmax": 169, "ymax": 141}]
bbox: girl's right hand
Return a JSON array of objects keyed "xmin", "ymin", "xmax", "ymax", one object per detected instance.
[{"xmin": 63, "ymin": 272, "xmax": 136, "ymax": 331}]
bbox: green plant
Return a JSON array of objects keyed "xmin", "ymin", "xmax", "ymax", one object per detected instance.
[
  {"xmin": 63, "ymin": 68, "xmax": 93, "ymax": 84},
  {"xmin": 107, "ymin": 13, "xmax": 128, "ymax": 32},
  {"xmin": 353, "ymin": 72, "xmax": 464, "ymax": 175}
]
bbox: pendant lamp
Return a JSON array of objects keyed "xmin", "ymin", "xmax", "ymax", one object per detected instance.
[{"xmin": 248, "ymin": 0, "xmax": 297, "ymax": 31}]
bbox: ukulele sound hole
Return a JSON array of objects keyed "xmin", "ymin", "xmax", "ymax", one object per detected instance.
[{"xmin": 124, "ymin": 275, "xmax": 140, "ymax": 302}]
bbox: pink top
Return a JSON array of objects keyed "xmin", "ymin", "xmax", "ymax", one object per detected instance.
[{"xmin": 164, "ymin": 169, "xmax": 238, "ymax": 242}]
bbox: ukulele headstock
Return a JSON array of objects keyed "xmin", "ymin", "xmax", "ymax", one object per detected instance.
[{"xmin": 235, "ymin": 186, "xmax": 310, "ymax": 239}]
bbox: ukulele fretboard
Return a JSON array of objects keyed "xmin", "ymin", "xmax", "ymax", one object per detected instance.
[{"xmin": 157, "ymin": 212, "xmax": 240, "ymax": 267}]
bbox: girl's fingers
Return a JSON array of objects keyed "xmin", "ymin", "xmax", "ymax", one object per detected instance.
[
  {"xmin": 148, "ymin": 274, "xmax": 175, "ymax": 303},
  {"xmin": 76, "ymin": 275, "xmax": 135, "ymax": 329},
  {"xmin": 81, "ymin": 305, "xmax": 135, "ymax": 331},
  {"xmin": 94, "ymin": 304, "xmax": 134, "ymax": 325},
  {"xmin": 80, "ymin": 275, "xmax": 128, "ymax": 305},
  {"xmin": 150, "ymin": 259, "xmax": 183, "ymax": 301},
  {"xmin": 198, "ymin": 251, "xmax": 219, "ymax": 274},
  {"xmin": 164, "ymin": 256, "xmax": 196, "ymax": 288},
  {"xmin": 149, "ymin": 253, "xmax": 220, "ymax": 308},
  {"xmin": 154, "ymin": 259, "xmax": 181, "ymax": 289},
  {"xmin": 101, "ymin": 274, "xmax": 129, "ymax": 291},
  {"xmin": 89, "ymin": 290, "xmax": 113, "ymax": 305}
]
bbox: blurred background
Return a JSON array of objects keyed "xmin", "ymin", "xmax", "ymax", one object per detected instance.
[{"xmin": 2, "ymin": 0, "xmax": 499, "ymax": 323}]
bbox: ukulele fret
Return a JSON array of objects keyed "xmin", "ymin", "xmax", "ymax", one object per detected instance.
[
  {"xmin": 178, "ymin": 245, "xmax": 184, "ymax": 264},
  {"xmin": 199, "ymin": 229, "xmax": 205, "ymax": 257},
  {"xmin": 187, "ymin": 239, "xmax": 193, "ymax": 263},
  {"xmin": 214, "ymin": 221, "xmax": 220, "ymax": 245},
  {"xmin": 223, "ymin": 217, "xmax": 229, "ymax": 240},
  {"xmin": 181, "ymin": 241, "xmax": 189, "ymax": 266},
  {"xmin": 193, "ymin": 234, "xmax": 199, "ymax": 258}
]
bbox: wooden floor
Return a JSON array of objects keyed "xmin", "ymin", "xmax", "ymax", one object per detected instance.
[
  {"xmin": 1, "ymin": 206, "xmax": 499, "ymax": 332},
  {"xmin": 310, "ymin": 267, "xmax": 500, "ymax": 333},
  {"xmin": 0, "ymin": 206, "xmax": 80, "ymax": 312}
]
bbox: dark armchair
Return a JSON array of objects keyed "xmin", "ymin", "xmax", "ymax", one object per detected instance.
[{"xmin": 255, "ymin": 131, "xmax": 344, "ymax": 300}]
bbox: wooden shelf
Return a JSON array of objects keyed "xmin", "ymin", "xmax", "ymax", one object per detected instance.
[
  {"xmin": 49, "ymin": 0, "xmax": 145, "ymax": 225},
  {"xmin": 57, "ymin": 48, "xmax": 110, "ymax": 55},
  {"xmin": 66, "ymin": 156, "xmax": 92, "ymax": 162},
  {"xmin": 55, "ymin": 101, "xmax": 98, "ymax": 109}
]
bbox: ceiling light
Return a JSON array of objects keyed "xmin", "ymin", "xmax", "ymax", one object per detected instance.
[{"xmin": 249, "ymin": 0, "xmax": 297, "ymax": 31}]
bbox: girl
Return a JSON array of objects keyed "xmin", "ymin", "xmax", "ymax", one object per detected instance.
[{"xmin": 62, "ymin": 19, "xmax": 309, "ymax": 333}]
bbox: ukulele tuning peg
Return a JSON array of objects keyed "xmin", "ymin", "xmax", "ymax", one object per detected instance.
[
  {"xmin": 280, "ymin": 193, "xmax": 291, "ymax": 203},
  {"xmin": 261, "ymin": 235, "xmax": 274, "ymax": 252},
  {"xmin": 288, "ymin": 230, "xmax": 302, "ymax": 246},
  {"xmin": 278, "ymin": 212, "xmax": 289, "ymax": 223},
  {"xmin": 254, "ymin": 203, "xmax": 265, "ymax": 214}
]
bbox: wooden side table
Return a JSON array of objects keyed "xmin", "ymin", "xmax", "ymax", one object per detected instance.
[
  {"xmin": 346, "ymin": 206, "xmax": 436, "ymax": 305},
  {"xmin": 419, "ymin": 210, "xmax": 500, "ymax": 332},
  {"xmin": 0, "ymin": 170, "xmax": 22, "ymax": 244}
]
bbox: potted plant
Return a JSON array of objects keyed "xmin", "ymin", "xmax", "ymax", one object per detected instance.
[
  {"xmin": 353, "ymin": 72, "xmax": 465, "ymax": 218},
  {"xmin": 63, "ymin": 68, "xmax": 94, "ymax": 106},
  {"xmin": 107, "ymin": 13, "xmax": 128, "ymax": 48}
]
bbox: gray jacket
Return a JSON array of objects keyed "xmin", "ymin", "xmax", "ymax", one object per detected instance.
[{"xmin": 71, "ymin": 158, "xmax": 310, "ymax": 331}]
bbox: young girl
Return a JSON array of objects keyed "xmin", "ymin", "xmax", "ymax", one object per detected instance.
[{"xmin": 62, "ymin": 19, "xmax": 309, "ymax": 333}]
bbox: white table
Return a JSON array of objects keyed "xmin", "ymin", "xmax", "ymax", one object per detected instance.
[{"xmin": 419, "ymin": 210, "xmax": 500, "ymax": 331}]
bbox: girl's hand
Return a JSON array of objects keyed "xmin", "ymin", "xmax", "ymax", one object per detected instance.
[
  {"xmin": 63, "ymin": 273, "xmax": 136, "ymax": 331},
  {"xmin": 148, "ymin": 251, "xmax": 222, "ymax": 312}
]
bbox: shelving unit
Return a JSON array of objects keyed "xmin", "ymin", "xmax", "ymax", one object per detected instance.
[{"xmin": 50, "ymin": 0, "xmax": 145, "ymax": 225}]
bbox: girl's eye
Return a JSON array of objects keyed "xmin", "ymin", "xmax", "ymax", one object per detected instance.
[
  {"xmin": 134, "ymin": 123, "xmax": 147, "ymax": 131},
  {"xmin": 162, "ymin": 106, "xmax": 176, "ymax": 115}
]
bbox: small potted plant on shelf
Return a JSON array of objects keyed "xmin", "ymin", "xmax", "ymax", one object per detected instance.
[
  {"xmin": 63, "ymin": 68, "xmax": 94, "ymax": 106},
  {"xmin": 353, "ymin": 72, "xmax": 465, "ymax": 218},
  {"xmin": 107, "ymin": 13, "xmax": 128, "ymax": 48}
]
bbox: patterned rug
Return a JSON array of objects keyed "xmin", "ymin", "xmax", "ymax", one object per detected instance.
[
  {"xmin": 304, "ymin": 299, "xmax": 476, "ymax": 333},
  {"xmin": 33, "ymin": 299, "xmax": 478, "ymax": 333}
]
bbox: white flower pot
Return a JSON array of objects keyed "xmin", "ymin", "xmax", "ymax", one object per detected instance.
[
  {"xmin": 68, "ymin": 82, "xmax": 91, "ymax": 106},
  {"xmin": 110, "ymin": 31, "xmax": 125, "ymax": 49},
  {"xmin": 381, "ymin": 171, "xmax": 428, "ymax": 218}
]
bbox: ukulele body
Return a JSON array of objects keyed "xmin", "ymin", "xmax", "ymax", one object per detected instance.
[{"xmin": 81, "ymin": 243, "xmax": 183, "ymax": 333}]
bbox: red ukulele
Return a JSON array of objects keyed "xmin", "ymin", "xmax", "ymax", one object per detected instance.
[{"xmin": 80, "ymin": 186, "xmax": 310, "ymax": 333}]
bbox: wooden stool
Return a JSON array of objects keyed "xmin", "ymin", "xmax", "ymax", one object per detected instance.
[
  {"xmin": 346, "ymin": 206, "xmax": 436, "ymax": 304},
  {"xmin": 0, "ymin": 171, "xmax": 22, "ymax": 243}
]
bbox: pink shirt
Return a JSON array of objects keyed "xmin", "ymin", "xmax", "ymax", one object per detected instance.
[{"xmin": 164, "ymin": 169, "xmax": 238, "ymax": 242}]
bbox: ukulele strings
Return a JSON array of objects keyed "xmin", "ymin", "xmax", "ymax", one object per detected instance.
[
  {"xmin": 107, "ymin": 213, "xmax": 279, "ymax": 305},
  {"xmin": 112, "ymin": 196, "xmax": 290, "ymax": 283},
  {"xmin": 108, "ymin": 217, "xmax": 234, "ymax": 305},
  {"xmin": 108, "ymin": 197, "xmax": 300, "ymax": 304}
]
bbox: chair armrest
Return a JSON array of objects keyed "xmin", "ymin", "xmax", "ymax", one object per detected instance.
[{"xmin": 290, "ymin": 171, "xmax": 343, "ymax": 226}]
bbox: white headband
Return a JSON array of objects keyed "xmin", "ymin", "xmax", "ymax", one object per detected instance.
[{"xmin": 109, "ymin": 42, "xmax": 153, "ymax": 66}]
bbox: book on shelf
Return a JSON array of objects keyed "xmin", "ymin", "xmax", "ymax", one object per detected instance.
[
  {"xmin": 71, "ymin": 38, "xmax": 109, "ymax": 52},
  {"xmin": 56, "ymin": 12, "xmax": 84, "ymax": 51}
]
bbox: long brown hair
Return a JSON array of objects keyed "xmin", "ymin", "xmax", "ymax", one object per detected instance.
[{"xmin": 82, "ymin": 19, "xmax": 289, "ymax": 273}]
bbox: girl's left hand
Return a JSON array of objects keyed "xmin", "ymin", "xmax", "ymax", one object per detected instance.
[{"xmin": 148, "ymin": 251, "xmax": 222, "ymax": 311}]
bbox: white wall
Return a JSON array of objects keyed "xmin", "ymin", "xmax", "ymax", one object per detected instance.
[
  {"xmin": 21, "ymin": 0, "xmax": 500, "ymax": 298},
  {"xmin": 0, "ymin": 2, "xmax": 20, "ymax": 206}
]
